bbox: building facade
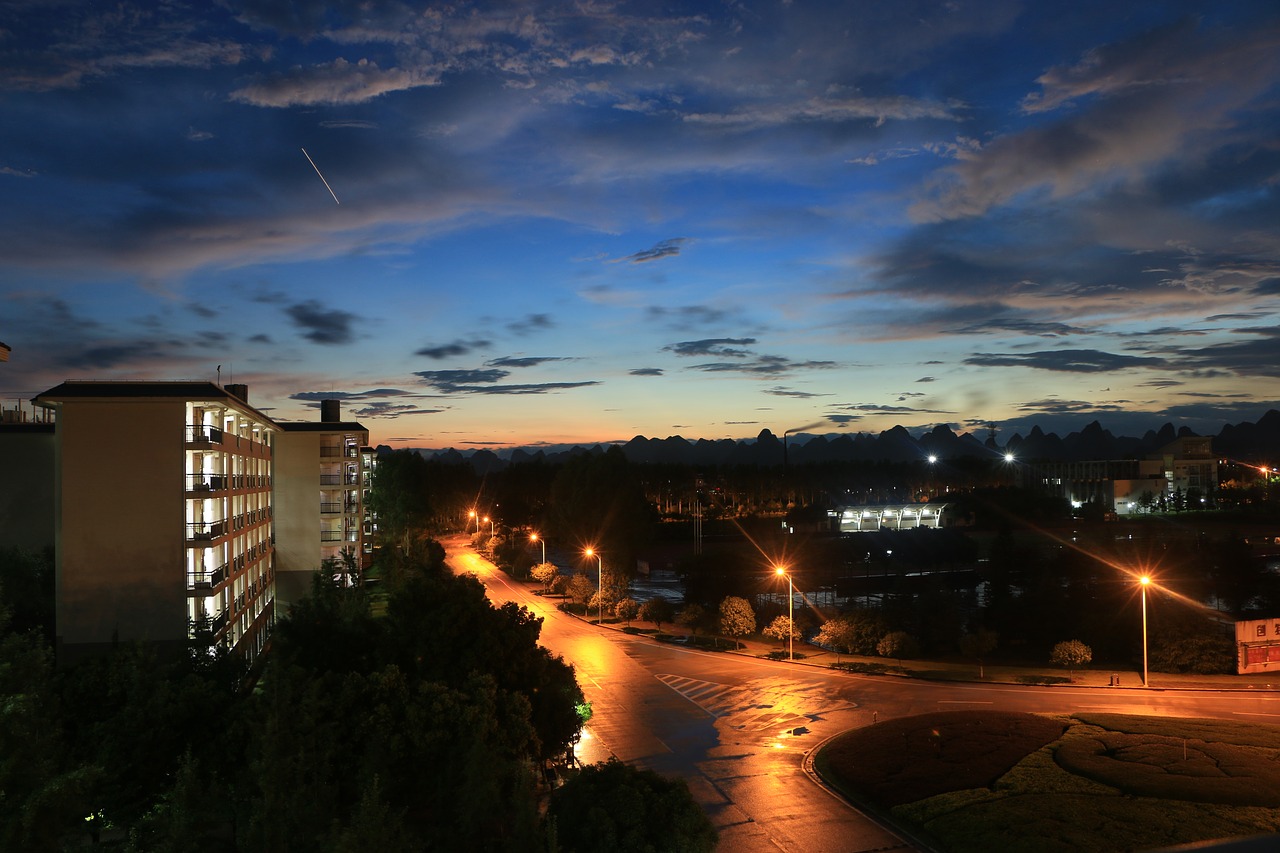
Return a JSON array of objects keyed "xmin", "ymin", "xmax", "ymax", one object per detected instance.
[
  {"xmin": 32, "ymin": 382, "xmax": 277, "ymax": 665},
  {"xmin": 274, "ymin": 400, "xmax": 371, "ymax": 607},
  {"xmin": 1020, "ymin": 435, "xmax": 1219, "ymax": 514}
]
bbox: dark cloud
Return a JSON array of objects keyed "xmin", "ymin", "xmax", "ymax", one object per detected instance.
[
  {"xmin": 248, "ymin": 334, "xmax": 272, "ymax": 344},
  {"xmin": 626, "ymin": 238, "xmax": 688, "ymax": 263},
  {"xmin": 764, "ymin": 387, "xmax": 830, "ymax": 398},
  {"xmin": 286, "ymin": 300, "xmax": 357, "ymax": 345},
  {"xmin": 646, "ymin": 305, "xmax": 733, "ymax": 330},
  {"xmin": 289, "ymin": 388, "xmax": 415, "ymax": 402},
  {"xmin": 916, "ymin": 376, "xmax": 936, "ymax": 383},
  {"xmin": 964, "ymin": 349, "xmax": 1164, "ymax": 373},
  {"xmin": 949, "ymin": 318, "xmax": 1089, "ymax": 337},
  {"xmin": 414, "ymin": 339, "xmax": 491, "ymax": 359},
  {"xmin": 665, "ymin": 338, "xmax": 757, "ymax": 357},
  {"xmin": 60, "ymin": 341, "xmax": 170, "ymax": 370},
  {"xmin": 487, "ymin": 356, "xmax": 568, "ymax": 368},
  {"xmin": 1016, "ymin": 398, "xmax": 1126, "ymax": 414},
  {"xmin": 506, "ymin": 314, "xmax": 554, "ymax": 336},
  {"xmin": 415, "ymin": 368, "xmax": 599, "ymax": 395},
  {"xmin": 688, "ymin": 356, "xmax": 837, "ymax": 376},
  {"xmin": 1163, "ymin": 328, "xmax": 1280, "ymax": 378},
  {"xmin": 1138, "ymin": 379, "xmax": 1184, "ymax": 388},
  {"xmin": 349, "ymin": 402, "xmax": 446, "ymax": 418},
  {"xmin": 824, "ymin": 414, "xmax": 862, "ymax": 425},
  {"xmin": 188, "ymin": 303, "xmax": 218, "ymax": 319},
  {"xmin": 630, "ymin": 368, "xmax": 663, "ymax": 376}
]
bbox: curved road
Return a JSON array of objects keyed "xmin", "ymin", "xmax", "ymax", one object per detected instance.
[{"xmin": 445, "ymin": 537, "xmax": 1280, "ymax": 853}]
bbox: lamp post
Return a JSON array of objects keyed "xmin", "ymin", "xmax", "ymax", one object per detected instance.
[
  {"xmin": 531, "ymin": 532, "xmax": 545, "ymax": 564},
  {"xmin": 775, "ymin": 565, "xmax": 794, "ymax": 661},
  {"xmin": 586, "ymin": 548, "xmax": 603, "ymax": 625},
  {"xmin": 483, "ymin": 516, "xmax": 494, "ymax": 537},
  {"xmin": 1140, "ymin": 575, "xmax": 1151, "ymax": 687},
  {"xmin": 468, "ymin": 509, "xmax": 477, "ymax": 532}
]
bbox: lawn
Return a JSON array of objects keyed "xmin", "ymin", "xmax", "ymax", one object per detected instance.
[{"xmin": 815, "ymin": 711, "xmax": 1280, "ymax": 852}]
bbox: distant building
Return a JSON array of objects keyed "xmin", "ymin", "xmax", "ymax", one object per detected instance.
[
  {"xmin": 29, "ymin": 381, "xmax": 278, "ymax": 665},
  {"xmin": 274, "ymin": 399, "xmax": 373, "ymax": 607},
  {"xmin": 1236, "ymin": 617, "xmax": 1280, "ymax": 674},
  {"xmin": 1019, "ymin": 435, "xmax": 1218, "ymax": 515}
]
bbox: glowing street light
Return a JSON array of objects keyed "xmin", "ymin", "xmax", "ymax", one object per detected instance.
[
  {"xmin": 585, "ymin": 548, "xmax": 603, "ymax": 625},
  {"xmin": 1004, "ymin": 452, "xmax": 1015, "ymax": 463},
  {"xmin": 483, "ymin": 515, "xmax": 494, "ymax": 536},
  {"xmin": 468, "ymin": 509, "xmax": 477, "ymax": 532},
  {"xmin": 531, "ymin": 531, "xmax": 546, "ymax": 564},
  {"xmin": 775, "ymin": 565, "xmax": 794, "ymax": 662},
  {"xmin": 1139, "ymin": 575, "xmax": 1151, "ymax": 687}
]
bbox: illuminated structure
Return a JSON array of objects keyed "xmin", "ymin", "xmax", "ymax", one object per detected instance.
[
  {"xmin": 834, "ymin": 504, "xmax": 949, "ymax": 532},
  {"xmin": 1020, "ymin": 435, "xmax": 1218, "ymax": 514},
  {"xmin": 31, "ymin": 381, "xmax": 277, "ymax": 665},
  {"xmin": 274, "ymin": 400, "xmax": 372, "ymax": 606}
]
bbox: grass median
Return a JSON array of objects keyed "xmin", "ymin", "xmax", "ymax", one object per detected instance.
[{"xmin": 815, "ymin": 711, "xmax": 1280, "ymax": 852}]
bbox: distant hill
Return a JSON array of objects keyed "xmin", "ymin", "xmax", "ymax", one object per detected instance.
[{"xmin": 392, "ymin": 410, "xmax": 1280, "ymax": 474}]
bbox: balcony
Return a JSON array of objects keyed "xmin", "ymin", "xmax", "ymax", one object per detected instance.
[
  {"xmin": 187, "ymin": 563, "xmax": 227, "ymax": 590},
  {"xmin": 321, "ymin": 531, "xmax": 344, "ymax": 542},
  {"xmin": 186, "ymin": 520, "xmax": 228, "ymax": 543},
  {"xmin": 185, "ymin": 425, "xmax": 224, "ymax": 446},
  {"xmin": 321, "ymin": 502, "xmax": 343, "ymax": 514},
  {"xmin": 320, "ymin": 446, "xmax": 343, "ymax": 457},
  {"xmin": 186, "ymin": 474, "xmax": 227, "ymax": 493},
  {"xmin": 189, "ymin": 610, "xmax": 228, "ymax": 639}
]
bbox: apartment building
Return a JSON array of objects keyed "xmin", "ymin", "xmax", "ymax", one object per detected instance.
[
  {"xmin": 31, "ymin": 381, "xmax": 277, "ymax": 665},
  {"xmin": 274, "ymin": 400, "xmax": 372, "ymax": 606}
]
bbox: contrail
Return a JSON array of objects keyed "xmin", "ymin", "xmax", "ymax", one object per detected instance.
[{"xmin": 301, "ymin": 147, "xmax": 340, "ymax": 205}]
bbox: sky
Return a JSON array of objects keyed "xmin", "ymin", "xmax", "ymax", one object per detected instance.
[{"xmin": 2, "ymin": 1, "xmax": 1279, "ymax": 451}]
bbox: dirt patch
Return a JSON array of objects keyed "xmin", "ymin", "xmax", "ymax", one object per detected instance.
[{"xmin": 821, "ymin": 711, "xmax": 1068, "ymax": 807}]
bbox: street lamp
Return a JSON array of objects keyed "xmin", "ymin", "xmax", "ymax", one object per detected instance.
[
  {"xmin": 483, "ymin": 516, "xmax": 494, "ymax": 536},
  {"xmin": 775, "ymin": 565, "xmax": 794, "ymax": 661},
  {"xmin": 586, "ymin": 548, "xmax": 603, "ymax": 625},
  {"xmin": 1140, "ymin": 575, "xmax": 1151, "ymax": 687},
  {"xmin": 468, "ymin": 509, "xmax": 477, "ymax": 532},
  {"xmin": 531, "ymin": 531, "xmax": 545, "ymax": 564}
]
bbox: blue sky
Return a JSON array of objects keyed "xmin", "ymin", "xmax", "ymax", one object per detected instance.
[{"xmin": 2, "ymin": 1, "xmax": 1278, "ymax": 450}]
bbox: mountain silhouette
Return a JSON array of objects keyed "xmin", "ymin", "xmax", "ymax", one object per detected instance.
[{"xmin": 403, "ymin": 410, "xmax": 1280, "ymax": 471}]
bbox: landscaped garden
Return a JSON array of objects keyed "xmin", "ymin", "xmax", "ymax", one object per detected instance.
[{"xmin": 816, "ymin": 711, "xmax": 1280, "ymax": 852}]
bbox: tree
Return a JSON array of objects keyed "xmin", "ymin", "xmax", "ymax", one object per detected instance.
[
  {"xmin": 638, "ymin": 597, "xmax": 675, "ymax": 632},
  {"xmin": 366, "ymin": 450, "xmax": 435, "ymax": 551},
  {"xmin": 614, "ymin": 597, "xmax": 639, "ymax": 627},
  {"xmin": 718, "ymin": 596, "xmax": 756, "ymax": 647},
  {"xmin": 876, "ymin": 631, "xmax": 919, "ymax": 664},
  {"xmin": 814, "ymin": 619, "xmax": 859, "ymax": 662},
  {"xmin": 677, "ymin": 603, "xmax": 708, "ymax": 636},
  {"xmin": 959, "ymin": 628, "xmax": 999, "ymax": 678},
  {"xmin": 762, "ymin": 615, "xmax": 799, "ymax": 648},
  {"xmin": 567, "ymin": 573, "xmax": 597, "ymax": 606},
  {"xmin": 548, "ymin": 758, "xmax": 717, "ymax": 853},
  {"xmin": 531, "ymin": 562, "xmax": 559, "ymax": 592},
  {"xmin": 588, "ymin": 589, "xmax": 618, "ymax": 622},
  {"xmin": 1050, "ymin": 639, "xmax": 1092, "ymax": 675}
]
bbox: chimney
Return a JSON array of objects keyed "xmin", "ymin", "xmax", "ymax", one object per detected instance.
[
  {"xmin": 225, "ymin": 383, "xmax": 249, "ymax": 403},
  {"xmin": 320, "ymin": 399, "xmax": 341, "ymax": 423}
]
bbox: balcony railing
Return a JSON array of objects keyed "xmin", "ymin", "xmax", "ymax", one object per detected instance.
[
  {"xmin": 185, "ymin": 425, "xmax": 224, "ymax": 445},
  {"xmin": 320, "ymin": 531, "xmax": 344, "ymax": 542},
  {"xmin": 320, "ymin": 446, "xmax": 343, "ymax": 457},
  {"xmin": 187, "ymin": 520, "xmax": 227, "ymax": 541},
  {"xmin": 321, "ymin": 502, "xmax": 343, "ymax": 514},
  {"xmin": 186, "ymin": 474, "xmax": 227, "ymax": 492},
  {"xmin": 187, "ymin": 563, "xmax": 227, "ymax": 589},
  {"xmin": 189, "ymin": 610, "xmax": 228, "ymax": 638}
]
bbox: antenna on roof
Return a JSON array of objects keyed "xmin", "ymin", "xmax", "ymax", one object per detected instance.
[{"xmin": 217, "ymin": 365, "xmax": 221, "ymax": 386}]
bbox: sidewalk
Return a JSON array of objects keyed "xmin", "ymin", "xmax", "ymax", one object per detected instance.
[{"xmin": 574, "ymin": 604, "xmax": 1280, "ymax": 693}]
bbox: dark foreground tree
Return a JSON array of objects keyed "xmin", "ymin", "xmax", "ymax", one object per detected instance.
[{"xmin": 548, "ymin": 758, "xmax": 717, "ymax": 853}]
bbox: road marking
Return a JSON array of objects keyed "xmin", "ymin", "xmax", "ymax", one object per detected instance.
[{"xmin": 1231, "ymin": 711, "xmax": 1280, "ymax": 718}]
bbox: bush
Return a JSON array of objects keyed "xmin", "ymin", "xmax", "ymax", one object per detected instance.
[{"xmin": 1050, "ymin": 640, "xmax": 1092, "ymax": 674}]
